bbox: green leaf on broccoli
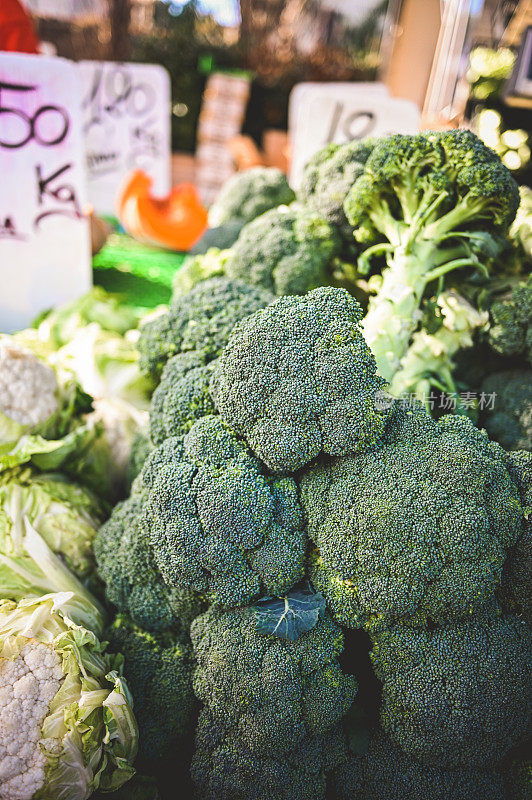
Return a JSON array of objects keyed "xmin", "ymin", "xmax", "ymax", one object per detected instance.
[{"xmin": 253, "ymin": 588, "xmax": 327, "ymax": 641}]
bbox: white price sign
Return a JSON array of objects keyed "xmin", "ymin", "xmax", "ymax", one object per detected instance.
[
  {"xmin": 0, "ymin": 53, "xmax": 91, "ymax": 333},
  {"xmin": 79, "ymin": 61, "xmax": 171, "ymax": 216},
  {"xmin": 289, "ymin": 83, "xmax": 420, "ymax": 188}
]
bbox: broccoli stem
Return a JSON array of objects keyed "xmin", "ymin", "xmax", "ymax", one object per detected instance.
[
  {"xmin": 362, "ymin": 246, "xmax": 433, "ymax": 380},
  {"xmin": 388, "ymin": 291, "xmax": 487, "ymax": 407},
  {"xmin": 362, "ymin": 242, "xmax": 486, "ymax": 381}
]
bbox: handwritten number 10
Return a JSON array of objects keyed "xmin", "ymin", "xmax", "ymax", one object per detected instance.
[
  {"xmin": 0, "ymin": 81, "xmax": 69, "ymax": 149},
  {"xmin": 325, "ymin": 103, "xmax": 376, "ymax": 144}
]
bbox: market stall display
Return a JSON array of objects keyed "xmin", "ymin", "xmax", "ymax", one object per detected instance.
[{"xmin": 0, "ymin": 124, "xmax": 530, "ymax": 800}]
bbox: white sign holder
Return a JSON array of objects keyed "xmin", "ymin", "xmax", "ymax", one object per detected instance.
[
  {"xmin": 289, "ymin": 82, "xmax": 420, "ymax": 188},
  {"xmin": 0, "ymin": 52, "xmax": 91, "ymax": 333},
  {"xmin": 79, "ymin": 61, "xmax": 171, "ymax": 217}
]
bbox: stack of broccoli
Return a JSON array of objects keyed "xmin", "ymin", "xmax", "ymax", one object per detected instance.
[
  {"xmin": 8, "ymin": 132, "xmax": 528, "ymax": 800},
  {"xmin": 94, "ymin": 277, "xmax": 531, "ymax": 800},
  {"xmin": 172, "ymin": 132, "xmax": 530, "ymax": 440}
]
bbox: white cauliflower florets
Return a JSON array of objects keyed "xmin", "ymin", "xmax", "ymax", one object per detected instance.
[
  {"xmin": 0, "ymin": 640, "xmax": 64, "ymax": 800},
  {"xmin": 0, "ymin": 341, "xmax": 59, "ymax": 428}
]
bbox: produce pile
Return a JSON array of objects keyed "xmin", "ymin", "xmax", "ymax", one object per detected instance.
[{"xmin": 0, "ymin": 130, "xmax": 530, "ymax": 800}]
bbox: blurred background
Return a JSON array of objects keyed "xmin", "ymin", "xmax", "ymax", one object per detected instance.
[{"xmin": 8, "ymin": 0, "xmax": 531, "ymax": 189}]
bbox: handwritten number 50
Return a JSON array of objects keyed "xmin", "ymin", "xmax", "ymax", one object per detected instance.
[{"xmin": 0, "ymin": 82, "xmax": 69, "ymax": 149}]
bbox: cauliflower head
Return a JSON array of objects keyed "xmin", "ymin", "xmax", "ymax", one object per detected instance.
[
  {"xmin": 0, "ymin": 594, "xmax": 138, "ymax": 800},
  {"xmin": 0, "ymin": 340, "xmax": 58, "ymax": 430}
]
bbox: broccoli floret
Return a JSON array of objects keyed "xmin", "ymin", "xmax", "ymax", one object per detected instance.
[
  {"xmin": 94, "ymin": 488, "xmax": 202, "ymax": 633},
  {"xmin": 344, "ymin": 130, "xmax": 520, "ymax": 381},
  {"xmin": 208, "ymin": 167, "xmax": 295, "ymax": 227},
  {"xmin": 500, "ymin": 525, "xmax": 532, "ymax": 625},
  {"xmin": 127, "ymin": 429, "xmax": 154, "ymax": 488},
  {"xmin": 224, "ymin": 205, "xmax": 341, "ymax": 295},
  {"xmin": 172, "ymin": 248, "xmax": 230, "ymax": 298},
  {"xmin": 107, "ymin": 614, "xmax": 195, "ymax": 769},
  {"xmin": 137, "ymin": 278, "xmax": 273, "ymax": 380},
  {"xmin": 149, "ymin": 353, "xmax": 217, "ymax": 445},
  {"xmin": 480, "ymin": 369, "xmax": 532, "ymax": 451},
  {"xmin": 505, "ymin": 746, "xmax": 532, "ymax": 800},
  {"xmin": 299, "ymin": 138, "xmax": 376, "ymax": 239},
  {"xmin": 189, "ymin": 221, "xmax": 245, "ymax": 255},
  {"xmin": 332, "ymin": 729, "xmax": 507, "ymax": 800},
  {"xmin": 488, "ymin": 275, "xmax": 532, "ymax": 362},
  {"xmin": 141, "ymin": 416, "xmax": 307, "ymax": 607},
  {"xmin": 300, "ymin": 405, "xmax": 526, "ymax": 630},
  {"xmin": 191, "ymin": 710, "xmax": 346, "ymax": 800},
  {"xmin": 499, "ymin": 450, "xmax": 532, "ymax": 625},
  {"xmin": 190, "ymin": 606, "xmax": 357, "ymax": 757},
  {"xmin": 369, "ymin": 614, "xmax": 532, "ymax": 769},
  {"xmin": 210, "ymin": 287, "xmax": 390, "ymax": 472}
]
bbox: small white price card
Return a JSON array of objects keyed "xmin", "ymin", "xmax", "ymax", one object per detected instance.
[
  {"xmin": 79, "ymin": 61, "xmax": 171, "ymax": 216},
  {"xmin": 289, "ymin": 83, "xmax": 420, "ymax": 188},
  {"xmin": 0, "ymin": 52, "xmax": 91, "ymax": 333}
]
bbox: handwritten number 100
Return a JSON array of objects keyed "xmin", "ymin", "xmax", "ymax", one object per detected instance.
[{"xmin": 0, "ymin": 82, "xmax": 69, "ymax": 149}]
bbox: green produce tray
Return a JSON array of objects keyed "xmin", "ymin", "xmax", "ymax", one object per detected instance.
[{"xmin": 93, "ymin": 233, "xmax": 187, "ymax": 309}]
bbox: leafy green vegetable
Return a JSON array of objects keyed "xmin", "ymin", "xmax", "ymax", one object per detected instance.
[{"xmin": 0, "ymin": 502, "xmax": 105, "ymax": 633}]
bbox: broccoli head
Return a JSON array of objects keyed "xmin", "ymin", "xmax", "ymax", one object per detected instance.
[
  {"xmin": 300, "ymin": 405, "xmax": 526, "ymax": 629},
  {"xmin": 190, "ymin": 606, "xmax": 357, "ymax": 757},
  {"xmin": 172, "ymin": 248, "xmax": 230, "ymax": 298},
  {"xmin": 149, "ymin": 352, "xmax": 217, "ymax": 445},
  {"xmin": 208, "ymin": 167, "xmax": 295, "ymax": 227},
  {"xmin": 499, "ymin": 450, "xmax": 532, "ymax": 625},
  {"xmin": 127, "ymin": 429, "xmax": 154, "ymax": 489},
  {"xmin": 189, "ymin": 221, "xmax": 244, "ymax": 255},
  {"xmin": 94, "ymin": 487, "xmax": 202, "ymax": 634},
  {"xmin": 141, "ymin": 415, "xmax": 307, "ymax": 607},
  {"xmin": 191, "ymin": 710, "xmax": 346, "ymax": 800},
  {"xmin": 343, "ymin": 130, "xmax": 520, "ymax": 381},
  {"xmin": 224, "ymin": 205, "xmax": 341, "ymax": 296},
  {"xmin": 137, "ymin": 278, "xmax": 273, "ymax": 380},
  {"xmin": 480, "ymin": 369, "xmax": 532, "ymax": 451},
  {"xmin": 107, "ymin": 614, "xmax": 195, "ymax": 769},
  {"xmin": 370, "ymin": 614, "xmax": 532, "ymax": 769},
  {"xmin": 210, "ymin": 287, "xmax": 390, "ymax": 472},
  {"xmin": 298, "ymin": 138, "xmax": 376, "ymax": 239},
  {"xmin": 332, "ymin": 729, "xmax": 507, "ymax": 800},
  {"xmin": 488, "ymin": 275, "xmax": 532, "ymax": 363}
]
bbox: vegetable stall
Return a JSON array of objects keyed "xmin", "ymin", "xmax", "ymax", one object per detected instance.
[{"xmin": 0, "ymin": 125, "xmax": 530, "ymax": 799}]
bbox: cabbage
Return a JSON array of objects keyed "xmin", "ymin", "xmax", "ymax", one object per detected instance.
[{"xmin": 0, "ymin": 471, "xmax": 105, "ymax": 633}]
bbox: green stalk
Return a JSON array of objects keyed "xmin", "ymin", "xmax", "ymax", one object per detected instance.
[
  {"xmin": 389, "ymin": 291, "xmax": 488, "ymax": 405},
  {"xmin": 362, "ymin": 242, "xmax": 437, "ymax": 381},
  {"xmin": 362, "ymin": 228, "xmax": 489, "ymax": 381}
]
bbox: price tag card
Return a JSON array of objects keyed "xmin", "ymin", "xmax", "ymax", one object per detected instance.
[
  {"xmin": 79, "ymin": 61, "xmax": 171, "ymax": 216},
  {"xmin": 289, "ymin": 83, "xmax": 420, "ymax": 188},
  {"xmin": 0, "ymin": 53, "xmax": 91, "ymax": 333}
]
